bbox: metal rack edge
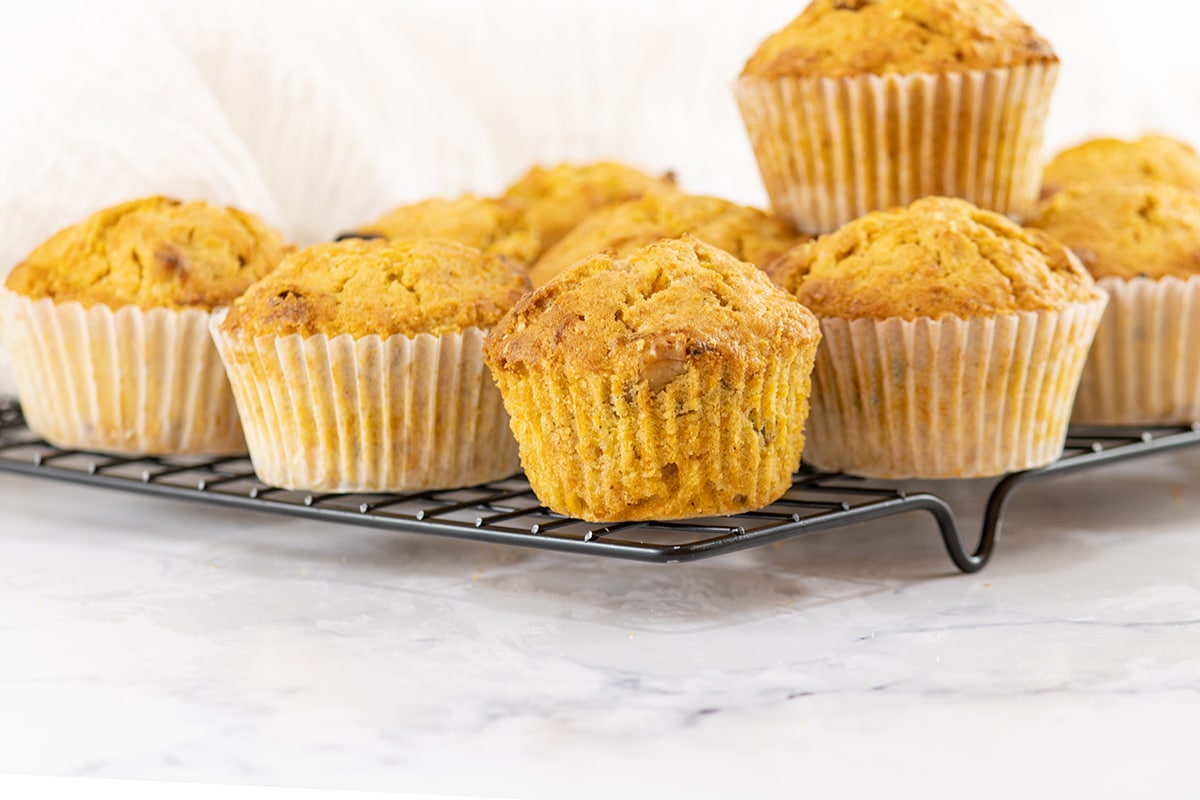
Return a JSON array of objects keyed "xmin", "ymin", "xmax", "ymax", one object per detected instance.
[
  {"xmin": 4, "ymin": 398, "xmax": 1199, "ymax": 573},
  {"xmin": 0, "ymin": 450, "xmax": 962, "ymax": 566}
]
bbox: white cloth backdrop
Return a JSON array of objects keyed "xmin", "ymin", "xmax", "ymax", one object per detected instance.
[{"xmin": 2, "ymin": 0, "xmax": 1199, "ymax": 392}]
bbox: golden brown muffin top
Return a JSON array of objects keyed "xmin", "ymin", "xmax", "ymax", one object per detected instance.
[
  {"xmin": 503, "ymin": 161, "xmax": 677, "ymax": 250},
  {"xmin": 1030, "ymin": 180, "xmax": 1200, "ymax": 280},
  {"xmin": 220, "ymin": 238, "xmax": 531, "ymax": 339},
  {"xmin": 486, "ymin": 235, "xmax": 820, "ymax": 386},
  {"xmin": 1041, "ymin": 136, "xmax": 1200, "ymax": 198},
  {"xmin": 529, "ymin": 192, "xmax": 804, "ymax": 287},
  {"xmin": 741, "ymin": 0, "xmax": 1056, "ymax": 80},
  {"xmin": 770, "ymin": 196, "xmax": 1099, "ymax": 320},
  {"xmin": 5, "ymin": 196, "xmax": 292, "ymax": 311},
  {"xmin": 342, "ymin": 194, "xmax": 541, "ymax": 265}
]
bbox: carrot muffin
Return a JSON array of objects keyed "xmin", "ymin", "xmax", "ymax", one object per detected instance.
[
  {"xmin": 771, "ymin": 196, "xmax": 1106, "ymax": 478},
  {"xmin": 211, "ymin": 237, "xmax": 529, "ymax": 492},
  {"xmin": 1031, "ymin": 180, "xmax": 1200, "ymax": 424},
  {"xmin": 529, "ymin": 192, "xmax": 803, "ymax": 287},
  {"xmin": 485, "ymin": 235, "xmax": 821, "ymax": 523},
  {"xmin": 1041, "ymin": 136, "xmax": 1200, "ymax": 198},
  {"xmin": 0, "ymin": 196, "xmax": 291, "ymax": 454},
  {"xmin": 736, "ymin": 0, "xmax": 1059, "ymax": 234},
  {"xmin": 503, "ymin": 161, "xmax": 677, "ymax": 250},
  {"xmin": 339, "ymin": 194, "xmax": 541, "ymax": 265}
]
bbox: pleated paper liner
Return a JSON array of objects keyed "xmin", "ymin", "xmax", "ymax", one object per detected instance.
[
  {"xmin": 209, "ymin": 309, "xmax": 519, "ymax": 493},
  {"xmin": 1073, "ymin": 276, "xmax": 1200, "ymax": 425},
  {"xmin": 803, "ymin": 297, "xmax": 1107, "ymax": 479},
  {"xmin": 0, "ymin": 288, "xmax": 245, "ymax": 455},
  {"xmin": 735, "ymin": 62, "xmax": 1058, "ymax": 235},
  {"xmin": 491, "ymin": 344, "xmax": 817, "ymax": 523}
]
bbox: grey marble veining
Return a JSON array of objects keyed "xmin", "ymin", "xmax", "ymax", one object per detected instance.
[{"xmin": 2, "ymin": 448, "xmax": 1198, "ymax": 798}]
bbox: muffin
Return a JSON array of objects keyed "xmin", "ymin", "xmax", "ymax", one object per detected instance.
[
  {"xmin": 1042, "ymin": 136, "xmax": 1200, "ymax": 198},
  {"xmin": 0, "ymin": 196, "xmax": 291, "ymax": 455},
  {"xmin": 338, "ymin": 194, "xmax": 541, "ymax": 265},
  {"xmin": 502, "ymin": 161, "xmax": 677, "ymax": 250},
  {"xmin": 210, "ymin": 238, "xmax": 528, "ymax": 492},
  {"xmin": 736, "ymin": 0, "xmax": 1058, "ymax": 234},
  {"xmin": 485, "ymin": 235, "xmax": 821, "ymax": 523},
  {"xmin": 770, "ymin": 196, "xmax": 1106, "ymax": 478},
  {"xmin": 1031, "ymin": 180, "xmax": 1200, "ymax": 424},
  {"xmin": 529, "ymin": 191, "xmax": 804, "ymax": 287}
]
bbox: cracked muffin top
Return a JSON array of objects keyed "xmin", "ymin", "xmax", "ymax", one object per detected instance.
[
  {"xmin": 1041, "ymin": 136, "xmax": 1200, "ymax": 198},
  {"xmin": 220, "ymin": 238, "xmax": 530, "ymax": 339},
  {"xmin": 5, "ymin": 196, "xmax": 292, "ymax": 311},
  {"xmin": 769, "ymin": 196, "xmax": 1099, "ymax": 319},
  {"xmin": 485, "ymin": 235, "xmax": 819, "ymax": 382},
  {"xmin": 341, "ymin": 195, "xmax": 541, "ymax": 265},
  {"xmin": 503, "ymin": 161, "xmax": 677, "ymax": 250},
  {"xmin": 740, "ymin": 0, "xmax": 1056, "ymax": 80},
  {"xmin": 1030, "ymin": 180, "xmax": 1200, "ymax": 280},
  {"xmin": 529, "ymin": 192, "xmax": 803, "ymax": 287}
]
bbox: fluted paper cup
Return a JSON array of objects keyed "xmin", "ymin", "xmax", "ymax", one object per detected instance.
[
  {"xmin": 0, "ymin": 287, "xmax": 244, "ymax": 455},
  {"xmin": 490, "ymin": 343, "xmax": 818, "ymax": 523},
  {"xmin": 210, "ymin": 309, "xmax": 519, "ymax": 492},
  {"xmin": 804, "ymin": 297, "xmax": 1106, "ymax": 479},
  {"xmin": 735, "ymin": 62, "xmax": 1058, "ymax": 234},
  {"xmin": 1073, "ymin": 276, "xmax": 1200, "ymax": 425}
]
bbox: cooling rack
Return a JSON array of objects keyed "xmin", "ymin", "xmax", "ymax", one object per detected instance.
[{"xmin": 1, "ymin": 397, "xmax": 1197, "ymax": 573}]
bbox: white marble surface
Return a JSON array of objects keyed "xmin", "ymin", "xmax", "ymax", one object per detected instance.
[
  {"xmin": 2, "ymin": 444, "xmax": 1199, "ymax": 798},
  {"xmin": 4, "ymin": 3, "xmax": 1200, "ymax": 795}
]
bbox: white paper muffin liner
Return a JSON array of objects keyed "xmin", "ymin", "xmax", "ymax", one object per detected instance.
[
  {"xmin": 804, "ymin": 297, "xmax": 1107, "ymax": 479},
  {"xmin": 735, "ymin": 62, "xmax": 1058, "ymax": 234},
  {"xmin": 1073, "ymin": 276, "xmax": 1200, "ymax": 425},
  {"xmin": 210, "ymin": 309, "xmax": 520, "ymax": 492},
  {"xmin": 0, "ymin": 288, "xmax": 245, "ymax": 455}
]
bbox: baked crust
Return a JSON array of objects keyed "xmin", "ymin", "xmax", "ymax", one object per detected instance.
[
  {"xmin": 741, "ymin": 0, "xmax": 1056, "ymax": 80},
  {"xmin": 1042, "ymin": 136, "xmax": 1200, "ymax": 198},
  {"xmin": 345, "ymin": 195, "xmax": 541, "ymax": 265},
  {"xmin": 221, "ymin": 237, "xmax": 530, "ymax": 339},
  {"xmin": 770, "ymin": 196, "xmax": 1098, "ymax": 319},
  {"xmin": 6, "ymin": 196, "xmax": 292, "ymax": 311},
  {"xmin": 503, "ymin": 161, "xmax": 676, "ymax": 250},
  {"xmin": 530, "ymin": 192, "xmax": 802, "ymax": 287},
  {"xmin": 1031, "ymin": 180, "xmax": 1200, "ymax": 280}
]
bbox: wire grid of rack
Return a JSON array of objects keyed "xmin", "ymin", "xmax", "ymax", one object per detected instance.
[{"xmin": 1, "ymin": 397, "xmax": 1198, "ymax": 573}]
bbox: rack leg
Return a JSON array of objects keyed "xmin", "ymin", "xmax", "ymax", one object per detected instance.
[{"xmin": 906, "ymin": 494, "xmax": 991, "ymax": 574}]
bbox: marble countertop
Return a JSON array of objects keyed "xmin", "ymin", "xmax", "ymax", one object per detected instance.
[{"xmin": 2, "ymin": 444, "xmax": 1198, "ymax": 798}]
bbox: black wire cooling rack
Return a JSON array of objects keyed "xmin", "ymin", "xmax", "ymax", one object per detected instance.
[{"xmin": 1, "ymin": 397, "xmax": 1197, "ymax": 573}]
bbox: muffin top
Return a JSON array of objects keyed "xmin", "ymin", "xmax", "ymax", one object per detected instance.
[
  {"xmin": 486, "ymin": 236, "xmax": 820, "ymax": 387},
  {"xmin": 220, "ymin": 238, "xmax": 531, "ymax": 339},
  {"xmin": 741, "ymin": 0, "xmax": 1056, "ymax": 80},
  {"xmin": 770, "ymin": 196, "xmax": 1099, "ymax": 319},
  {"xmin": 341, "ymin": 195, "xmax": 541, "ymax": 265},
  {"xmin": 1030, "ymin": 181, "xmax": 1200, "ymax": 280},
  {"xmin": 530, "ymin": 192, "xmax": 803, "ymax": 287},
  {"xmin": 5, "ymin": 196, "xmax": 292, "ymax": 311},
  {"xmin": 1041, "ymin": 136, "xmax": 1200, "ymax": 198},
  {"xmin": 503, "ymin": 161, "xmax": 677, "ymax": 250}
]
